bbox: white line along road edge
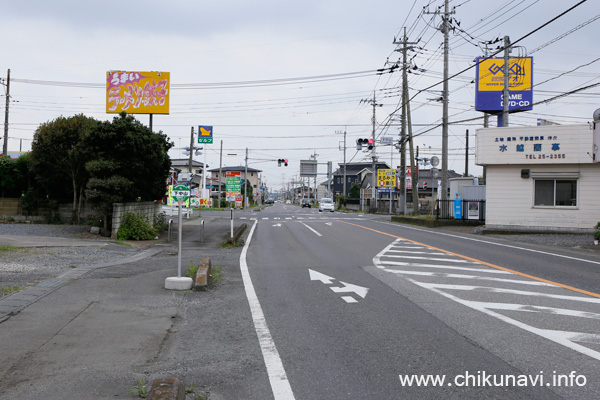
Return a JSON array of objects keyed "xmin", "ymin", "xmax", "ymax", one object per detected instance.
[{"xmin": 240, "ymin": 220, "xmax": 296, "ymax": 399}]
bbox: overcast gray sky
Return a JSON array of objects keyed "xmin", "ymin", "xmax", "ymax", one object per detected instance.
[{"xmin": 2, "ymin": 0, "xmax": 598, "ymax": 190}]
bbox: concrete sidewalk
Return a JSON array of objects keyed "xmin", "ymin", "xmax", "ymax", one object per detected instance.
[{"xmin": 0, "ymin": 213, "xmax": 272, "ymax": 400}]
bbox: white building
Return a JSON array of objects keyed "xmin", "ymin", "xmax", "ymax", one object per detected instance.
[{"xmin": 476, "ymin": 119, "xmax": 600, "ymax": 233}]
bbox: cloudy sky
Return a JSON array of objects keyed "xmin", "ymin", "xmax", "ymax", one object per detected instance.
[{"xmin": 2, "ymin": 0, "xmax": 598, "ymax": 190}]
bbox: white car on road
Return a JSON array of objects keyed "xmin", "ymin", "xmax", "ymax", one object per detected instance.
[{"xmin": 318, "ymin": 198, "xmax": 335, "ymax": 212}]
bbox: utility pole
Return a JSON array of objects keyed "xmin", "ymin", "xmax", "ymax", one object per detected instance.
[
  {"xmin": 464, "ymin": 130, "xmax": 469, "ymax": 177},
  {"xmin": 244, "ymin": 147, "xmax": 248, "ymax": 209},
  {"xmin": 425, "ymin": 0, "xmax": 454, "ymax": 201},
  {"xmin": 394, "ymin": 28, "xmax": 419, "ymax": 215},
  {"xmin": 405, "ymin": 82, "xmax": 418, "ymax": 214},
  {"xmin": 188, "ymin": 126, "xmax": 195, "ymax": 177},
  {"xmin": 502, "ymin": 35, "xmax": 511, "ymax": 127},
  {"xmin": 2, "ymin": 69, "xmax": 10, "ymax": 157},
  {"xmin": 360, "ymin": 92, "xmax": 382, "ymax": 211},
  {"xmin": 336, "ymin": 128, "xmax": 347, "ymax": 199},
  {"xmin": 218, "ymin": 139, "xmax": 223, "ymax": 211}
]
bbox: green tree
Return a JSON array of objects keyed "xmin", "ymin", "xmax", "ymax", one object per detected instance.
[
  {"xmin": 30, "ymin": 114, "xmax": 97, "ymax": 222},
  {"xmin": 349, "ymin": 183, "xmax": 361, "ymax": 198},
  {"xmin": 0, "ymin": 155, "xmax": 25, "ymax": 197},
  {"xmin": 84, "ymin": 113, "xmax": 173, "ymax": 229}
]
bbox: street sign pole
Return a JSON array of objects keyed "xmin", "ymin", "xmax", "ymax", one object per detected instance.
[{"xmin": 177, "ymin": 199, "xmax": 183, "ymax": 278}]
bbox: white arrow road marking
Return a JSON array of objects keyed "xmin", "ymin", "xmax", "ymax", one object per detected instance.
[
  {"xmin": 272, "ymin": 223, "xmax": 282, "ymax": 227},
  {"xmin": 341, "ymin": 296, "xmax": 358, "ymax": 303},
  {"xmin": 308, "ymin": 269, "xmax": 335, "ymax": 284},
  {"xmin": 309, "ymin": 269, "xmax": 369, "ymax": 302},
  {"xmin": 330, "ymin": 281, "xmax": 369, "ymax": 298},
  {"xmin": 325, "ymin": 222, "xmax": 332, "ymax": 226}
]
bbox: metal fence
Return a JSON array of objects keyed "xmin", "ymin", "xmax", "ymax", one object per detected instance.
[{"xmin": 435, "ymin": 199, "xmax": 486, "ymax": 222}]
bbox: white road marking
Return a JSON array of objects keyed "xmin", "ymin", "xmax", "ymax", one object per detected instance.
[
  {"xmin": 309, "ymin": 269, "xmax": 368, "ymax": 303},
  {"xmin": 413, "ymin": 282, "xmax": 600, "ymax": 304},
  {"xmin": 309, "ymin": 269, "xmax": 335, "ymax": 284},
  {"xmin": 408, "ymin": 276, "xmax": 600, "ymax": 361},
  {"xmin": 380, "ymin": 260, "xmax": 510, "ymax": 274},
  {"xmin": 385, "ymin": 249, "xmax": 447, "ymax": 255},
  {"xmin": 382, "ymin": 269, "xmax": 554, "ymax": 286},
  {"xmin": 467, "ymin": 302, "xmax": 600, "ymax": 320},
  {"xmin": 300, "ymin": 222, "xmax": 322, "ymax": 237},
  {"xmin": 373, "ymin": 237, "xmax": 600, "ymax": 361},
  {"xmin": 240, "ymin": 221, "xmax": 296, "ymax": 399},
  {"xmin": 375, "ymin": 220, "xmax": 600, "ymax": 266},
  {"xmin": 330, "ymin": 281, "xmax": 369, "ymax": 298}
]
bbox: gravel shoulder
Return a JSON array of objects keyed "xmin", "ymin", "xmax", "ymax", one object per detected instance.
[{"xmin": 0, "ymin": 224, "xmax": 143, "ymax": 296}]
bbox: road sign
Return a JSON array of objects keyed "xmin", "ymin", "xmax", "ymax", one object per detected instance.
[
  {"xmin": 198, "ymin": 125, "xmax": 213, "ymax": 144},
  {"xmin": 226, "ymin": 176, "xmax": 241, "ymax": 193},
  {"xmin": 172, "ymin": 184, "xmax": 190, "ymax": 202}
]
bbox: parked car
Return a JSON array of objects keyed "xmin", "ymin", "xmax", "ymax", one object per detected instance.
[
  {"xmin": 264, "ymin": 198, "xmax": 274, "ymax": 204},
  {"xmin": 285, "ymin": 200, "xmax": 291, "ymax": 204},
  {"xmin": 318, "ymin": 197, "xmax": 334, "ymax": 212},
  {"xmin": 301, "ymin": 198, "xmax": 311, "ymax": 208}
]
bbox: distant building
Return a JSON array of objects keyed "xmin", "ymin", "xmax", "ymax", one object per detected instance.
[
  {"xmin": 331, "ymin": 162, "xmax": 390, "ymax": 199},
  {"xmin": 208, "ymin": 166, "xmax": 263, "ymax": 200}
]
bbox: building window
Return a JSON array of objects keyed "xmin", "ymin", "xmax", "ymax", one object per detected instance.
[{"xmin": 534, "ymin": 179, "xmax": 577, "ymax": 207}]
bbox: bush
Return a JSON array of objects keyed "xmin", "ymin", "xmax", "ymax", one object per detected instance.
[
  {"xmin": 117, "ymin": 212, "xmax": 157, "ymax": 240},
  {"xmin": 153, "ymin": 212, "xmax": 169, "ymax": 232}
]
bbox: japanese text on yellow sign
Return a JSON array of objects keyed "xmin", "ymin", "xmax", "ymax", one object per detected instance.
[
  {"xmin": 377, "ymin": 169, "xmax": 396, "ymax": 187},
  {"xmin": 106, "ymin": 71, "xmax": 170, "ymax": 114}
]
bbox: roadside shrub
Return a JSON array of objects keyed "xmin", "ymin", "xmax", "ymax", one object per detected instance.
[
  {"xmin": 153, "ymin": 212, "xmax": 169, "ymax": 232},
  {"xmin": 117, "ymin": 212, "xmax": 157, "ymax": 240}
]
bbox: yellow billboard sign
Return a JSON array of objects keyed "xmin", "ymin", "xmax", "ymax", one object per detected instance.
[
  {"xmin": 106, "ymin": 71, "xmax": 170, "ymax": 114},
  {"xmin": 377, "ymin": 169, "xmax": 396, "ymax": 187},
  {"xmin": 477, "ymin": 58, "xmax": 532, "ymax": 92}
]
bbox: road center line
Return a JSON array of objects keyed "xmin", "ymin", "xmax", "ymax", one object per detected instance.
[
  {"xmin": 240, "ymin": 220, "xmax": 295, "ymax": 399},
  {"xmin": 338, "ymin": 220, "xmax": 600, "ymax": 299},
  {"xmin": 300, "ymin": 222, "xmax": 322, "ymax": 237}
]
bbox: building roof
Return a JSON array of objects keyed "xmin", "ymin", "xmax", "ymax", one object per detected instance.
[
  {"xmin": 208, "ymin": 165, "xmax": 262, "ymax": 173},
  {"xmin": 333, "ymin": 162, "xmax": 390, "ymax": 176},
  {"xmin": 171, "ymin": 159, "xmax": 205, "ymax": 168}
]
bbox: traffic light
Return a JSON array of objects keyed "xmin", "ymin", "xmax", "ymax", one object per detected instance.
[
  {"xmin": 284, "ymin": 159, "xmax": 288, "ymax": 166},
  {"xmin": 356, "ymin": 138, "xmax": 374, "ymax": 150},
  {"xmin": 423, "ymin": 181, "xmax": 428, "ymax": 189},
  {"xmin": 277, "ymin": 158, "xmax": 288, "ymax": 167}
]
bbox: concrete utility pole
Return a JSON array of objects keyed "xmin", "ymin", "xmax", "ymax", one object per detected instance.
[
  {"xmin": 426, "ymin": 1, "xmax": 454, "ymax": 201},
  {"xmin": 188, "ymin": 126, "xmax": 195, "ymax": 178},
  {"xmin": 336, "ymin": 129, "xmax": 347, "ymax": 198},
  {"xmin": 244, "ymin": 147, "xmax": 248, "ymax": 209},
  {"xmin": 218, "ymin": 139, "xmax": 223, "ymax": 211},
  {"xmin": 394, "ymin": 28, "xmax": 418, "ymax": 215},
  {"xmin": 464, "ymin": 130, "xmax": 469, "ymax": 177},
  {"xmin": 502, "ymin": 35, "xmax": 511, "ymax": 127},
  {"xmin": 361, "ymin": 92, "xmax": 382, "ymax": 210},
  {"xmin": 2, "ymin": 69, "xmax": 10, "ymax": 157}
]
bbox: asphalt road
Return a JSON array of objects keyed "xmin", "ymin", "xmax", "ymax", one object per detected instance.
[
  {"xmin": 1, "ymin": 204, "xmax": 599, "ymax": 399},
  {"xmin": 241, "ymin": 203, "xmax": 600, "ymax": 399}
]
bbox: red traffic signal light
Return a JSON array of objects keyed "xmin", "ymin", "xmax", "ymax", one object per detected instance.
[
  {"xmin": 284, "ymin": 159, "xmax": 288, "ymax": 166},
  {"xmin": 357, "ymin": 138, "xmax": 374, "ymax": 150},
  {"xmin": 278, "ymin": 158, "xmax": 288, "ymax": 167}
]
